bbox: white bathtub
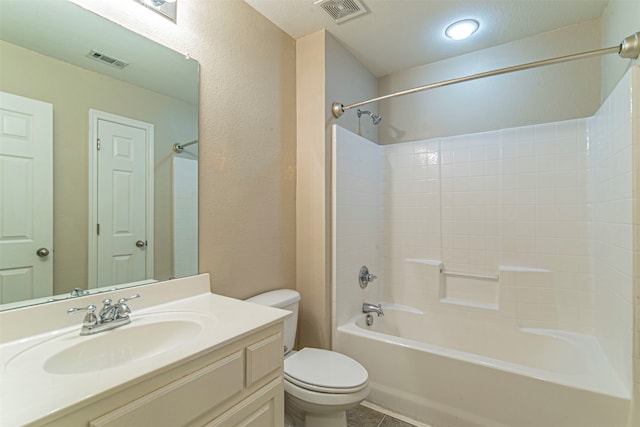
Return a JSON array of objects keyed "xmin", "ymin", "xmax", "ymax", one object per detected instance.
[{"xmin": 336, "ymin": 304, "xmax": 630, "ymax": 427}]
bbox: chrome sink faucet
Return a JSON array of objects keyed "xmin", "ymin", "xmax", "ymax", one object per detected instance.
[
  {"xmin": 69, "ymin": 287, "xmax": 89, "ymax": 297},
  {"xmin": 362, "ymin": 302, "xmax": 384, "ymax": 317},
  {"xmin": 68, "ymin": 294, "xmax": 140, "ymax": 335}
]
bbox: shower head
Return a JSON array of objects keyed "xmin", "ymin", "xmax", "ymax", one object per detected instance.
[{"xmin": 357, "ymin": 109, "xmax": 382, "ymax": 125}]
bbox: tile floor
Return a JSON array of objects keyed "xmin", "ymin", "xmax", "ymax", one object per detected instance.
[{"xmin": 346, "ymin": 404, "xmax": 417, "ymax": 427}]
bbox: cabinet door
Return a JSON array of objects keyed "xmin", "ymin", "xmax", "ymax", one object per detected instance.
[
  {"xmin": 205, "ymin": 379, "xmax": 283, "ymax": 427},
  {"xmin": 245, "ymin": 332, "xmax": 282, "ymax": 387},
  {"xmin": 90, "ymin": 351, "xmax": 243, "ymax": 427}
]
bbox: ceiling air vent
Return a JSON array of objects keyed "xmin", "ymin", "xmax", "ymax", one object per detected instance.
[
  {"xmin": 87, "ymin": 50, "xmax": 129, "ymax": 70},
  {"xmin": 315, "ymin": 0, "xmax": 368, "ymax": 24}
]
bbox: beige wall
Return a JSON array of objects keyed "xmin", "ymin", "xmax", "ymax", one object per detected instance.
[
  {"xmin": 325, "ymin": 34, "xmax": 379, "ymax": 143},
  {"xmin": 601, "ymin": 0, "xmax": 640, "ymax": 100},
  {"xmin": 296, "ymin": 31, "xmax": 329, "ymax": 349},
  {"xmin": 69, "ymin": 0, "xmax": 297, "ymax": 299},
  {"xmin": 377, "ymin": 20, "xmax": 602, "ymax": 143},
  {"xmin": 296, "ymin": 30, "xmax": 377, "ymax": 349},
  {"xmin": 0, "ymin": 40, "xmax": 196, "ymax": 294}
]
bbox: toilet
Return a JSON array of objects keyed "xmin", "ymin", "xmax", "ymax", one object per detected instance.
[{"xmin": 246, "ymin": 289, "xmax": 369, "ymax": 427}]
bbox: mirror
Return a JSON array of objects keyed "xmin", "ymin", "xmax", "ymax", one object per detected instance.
[{"xmin": 0, "ymin": 0, "xmax": 199, "ymax": 310}]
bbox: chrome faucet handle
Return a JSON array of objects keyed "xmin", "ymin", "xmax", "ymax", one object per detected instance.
[
  {"xmin": 114, "ymin": 294, "xmax": 140, "ymax": 319},
  {"xmin": 67, "ymin": 304, "xmax": 98, "ymax": 327},
  {"xmin": 115, "ymin": 304, "xmax": 131, "ymax": 319},
  {"xmin": 359, "ymin": 266, "xmax": 378, "ymax": 288},
  {"xmin": 117, "ymin": 294, "xmax": 140, "ymax": 304}
]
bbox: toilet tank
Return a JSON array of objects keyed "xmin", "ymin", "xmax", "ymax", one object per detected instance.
[{"xmin": 245, "ymin": 289, "xmax": 300, "ymax": 354}]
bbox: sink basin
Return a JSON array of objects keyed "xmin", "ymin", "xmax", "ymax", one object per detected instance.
[
  {"xmin": 44, "ymin": 319, "xmax": 202, "ymax": 374},
  {"xmin": 6, "ymin": 313, "xmax": 206, "ymax": 375}
]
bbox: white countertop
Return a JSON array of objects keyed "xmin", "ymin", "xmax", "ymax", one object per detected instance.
[{"xmin": 0, "ymin": 274, "xmax": 289, "ymax": 427}]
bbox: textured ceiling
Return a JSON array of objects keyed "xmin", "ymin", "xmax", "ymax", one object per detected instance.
[{"xmin": 244, "ymin": 0, "xmax": 610, "ymax": 77}]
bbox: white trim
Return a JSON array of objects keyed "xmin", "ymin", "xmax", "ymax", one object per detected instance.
[{"xmin": 88, "ymin": 110, "xmax": 154, "ymax": 289}]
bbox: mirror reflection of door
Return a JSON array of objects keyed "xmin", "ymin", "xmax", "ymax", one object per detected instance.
[
  {"xmin": 0, "ymin": 92, "xmax": 53, "ymax": 303},
  {"xmin": 89, "ymin": 110, "xmax": 154, "ymax": 288}
]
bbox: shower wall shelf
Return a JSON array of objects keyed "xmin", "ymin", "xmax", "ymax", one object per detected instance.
[
  {"xmin": 404, "ymin": 258, "xmax": 442, "ymax": 266},
  {"xmin": 442, "ymin": 270, "xmax": 499, "ymax": 281}
]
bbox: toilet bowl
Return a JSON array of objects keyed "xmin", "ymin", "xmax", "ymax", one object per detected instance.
[{"xmin": 246, "ymin": 290, "xmax": 369, "ymax": 427}]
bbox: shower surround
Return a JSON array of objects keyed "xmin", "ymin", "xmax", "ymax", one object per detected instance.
[{"xmin": 332, "ymin": 66, "xmax": 638, "ymax": 426}]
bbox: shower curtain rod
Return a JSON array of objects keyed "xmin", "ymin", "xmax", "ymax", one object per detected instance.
[
  {"xmin": 172, "ymin": 140, "xmax": 198, "ymax": 153},
  {"xmin": 331, "ymin": 31, "xmax": 640, "ymax": 118}
]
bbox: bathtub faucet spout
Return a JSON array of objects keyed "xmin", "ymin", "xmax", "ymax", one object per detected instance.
[{"xmin": 363, "ymin": 303, "xmax": 384, "ymax": 317}]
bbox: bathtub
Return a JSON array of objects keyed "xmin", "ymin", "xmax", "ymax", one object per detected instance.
[{"xmin": 336, "ymin": 304, "xmax": 630, "ymax": 427}]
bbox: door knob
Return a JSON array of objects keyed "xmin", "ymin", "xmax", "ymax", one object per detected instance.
[
  {"xmin": 36, "ymin": 247, "xmax": 50, "ymax": 257},
  {"xmin": 135, "ymin": 240, "xmax": 146, "ymax": 248}
]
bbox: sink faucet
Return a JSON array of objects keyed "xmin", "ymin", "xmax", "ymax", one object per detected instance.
[
  {"xmin": 69, "ymin": 287, "xmax": 90, "ymax": 297},
  {"xmin": 362, "ymin": 302, "xmax": 384, "ymax": 317},
  {"xmin": 68, "ymin": 294, "xmax": 140, "ymax": 335},
  {"xmin": 98, "ymin": 298, "xmax": 116, "ymax": 321}
]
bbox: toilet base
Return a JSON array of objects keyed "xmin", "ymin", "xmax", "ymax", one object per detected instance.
[
  {"xmin": 284, "ymin": 413, "xmax": 296, "ymax": 427},
  {"xmin": 285, "ymin": 394, "xmax": 305, "ymax": 426},
  {"xmin": 304, "ymin": 411, "xmax": 347, "ymax": 427},
  {"xmin": 285, "ymin": 390, "xmax": 356, "ymax": 427}
]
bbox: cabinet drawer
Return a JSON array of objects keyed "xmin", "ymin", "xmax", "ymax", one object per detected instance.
[
  {"xmin": 245, "ymin": 332, "xmax": 282, "ymax": 388},
  {"xmin": 90, "ymin": 351, "xmax": 244, "ymax": 427}
]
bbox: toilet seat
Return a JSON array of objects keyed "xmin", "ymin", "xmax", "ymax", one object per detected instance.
[{"xmin": 284, "ymin": 348, "xmax": 368, "ymax": 394}]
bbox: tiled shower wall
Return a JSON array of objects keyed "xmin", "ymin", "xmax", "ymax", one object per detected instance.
[
  {"xmin": 382, "ymin": 119, "xmax": 593, "ymax": 332},
  {"xmin": 333, "ymin": 66, "xmax": 638, "ymax": 397},
  {"xmin": 332, "ymin": 126, "xmax": 383, "ymax": 331},
  {"xmin": 632, "ymin": 66, "xmax": 640, "ymax": 427},
  {"xmin": 588, "ymin": 69, "xmax": 635, "ymax": 397}
]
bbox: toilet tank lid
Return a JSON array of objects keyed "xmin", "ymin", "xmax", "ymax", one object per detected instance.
[{"xmin": 245, "ymin": 289, "xmax": 300, "ymax": 308}]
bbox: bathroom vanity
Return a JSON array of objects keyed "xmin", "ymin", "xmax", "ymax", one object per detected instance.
[{"xmin": 0, "ymin": 274, "xmax": 289, "ymax": 426}]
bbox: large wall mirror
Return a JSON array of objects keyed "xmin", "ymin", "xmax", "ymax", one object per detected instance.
[{"xmin": 0, "ymin": 0, "xmax": 199, "ymax": 310}]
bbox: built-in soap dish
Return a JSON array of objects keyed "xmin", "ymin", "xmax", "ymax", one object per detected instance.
[{"xmin": 439, "ymin": 267, "xmax": 499, "ymax": 310}]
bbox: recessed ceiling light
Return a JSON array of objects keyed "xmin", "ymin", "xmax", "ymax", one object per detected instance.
[{"xmin": 445, "ymin": 19, "xmax": 479, "ymax": 41}]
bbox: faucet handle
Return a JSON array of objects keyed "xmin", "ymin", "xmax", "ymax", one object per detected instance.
[
  {"xmin": 117, "ymin": 294, "xmax": 140, "ymax": 304},
  {"xmin": 67, "ymin": 304, "xmax": 98, "ymax": 327},
  {"xmin": 359, "ymin": 266, "xmax": 378, "ymax": 288},
  {"xmin": 67, "ymin": 304, "xmax": 97, "ymax": 314},
  {"xmin": 114, "ymin": 294, "xmax": 140, "ymax": 319}
]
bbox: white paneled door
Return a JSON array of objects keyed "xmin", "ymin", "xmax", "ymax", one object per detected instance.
[
  {"xmin": 0, "ymin": 92, "xmax": 53, "ymax": 304},
  {"xmin": 92, "ymin": 112, "xmax": 153, "ymax": 288}
]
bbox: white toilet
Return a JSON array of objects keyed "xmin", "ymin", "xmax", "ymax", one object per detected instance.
[{"xmin": 246, "ymin": 289, "xmax": 369, "ymax": 427}]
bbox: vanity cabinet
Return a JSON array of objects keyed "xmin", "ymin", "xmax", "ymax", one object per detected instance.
[{"xmin": 30, "ymin": 324, "xmax": 284, "ymax": 427}]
